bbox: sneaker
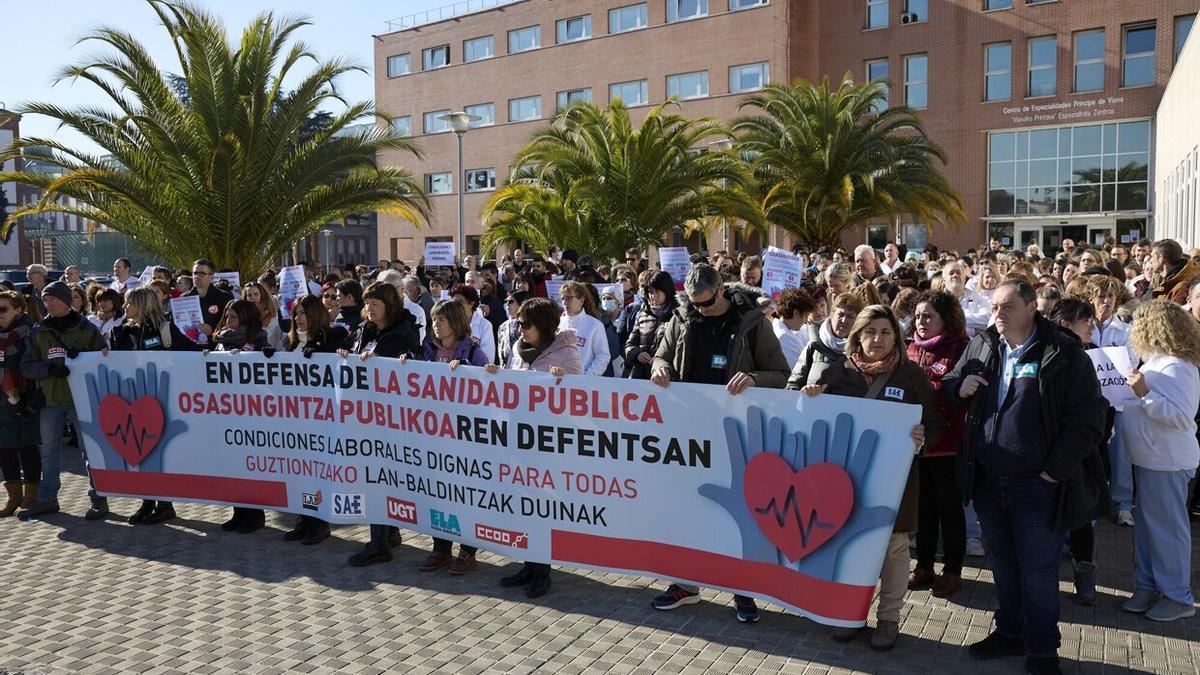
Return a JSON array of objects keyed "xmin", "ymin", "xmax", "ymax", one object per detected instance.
[
  {"xmin": 907, "ymin": 567, "xmax": 936, "ymax": 591},
  {"xmin": 870, "ymin": 620, "xmax": 899, "ymax": 651},
  {"xmin": 1116, "ymin": 510, "xmax": 1134, "ymax": 526},
  {"xmin": 1121, "ymin": 588, "xmax": 1161, "ymax": 614},
  {"xmin": 968, "ymin": 632, "xmax": 1025, "ymax": 660},
  {"xmin": 733, "ymin": 595, "xmax": 760, "ymax": 623},
  {"xmin": 650, "ymin": 584, "xmax": 701, "ymax": 611},
  {"xmin": 931, "ymin": 573, "xmax": 962, "ymax": 599},
  {"xmin": 1144, "ymin": 597, "xmax": 1197, "ymax": 622},
  {"xmin": 84, "ymin": 498, "xmax": 110, "ymax": 521},
  {"xmin": 448, "ymin": 551, "xmax": 477, "ymax": 576},
  {"xmin": 1024, "ymin": 656, "xmax": 1064, "ymax": 675},
  {"xmin": 17, "ymin": 499, "xmax": 60, "ymax": 521},
  {"xmin": 421, "ymin": 551, "xmax": 453, "ymax": 571},
  {"xmin": 128, "ymin": 501, "xmax": 156, "ymax": 525},
  {"xmin": 347, "ymin": 544, "xmax": 392, "ymax": 567},
  {"xmin": 831, "ymin": 626, "xmax": 863, "ymax": 643},
  {"xmin": 965, "ymin": 537, "xmax": 986, "ymax": 558},
  {"xmin": 143, "ymin": 504, "xmax": 176, "ymax": 525}
]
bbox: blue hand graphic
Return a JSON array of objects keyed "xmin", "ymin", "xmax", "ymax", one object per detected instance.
[
  {"xmin": 700, "ymin": 406, "xmax": 896, "ymax": 582},
  {"xmin": 79, "ymin": 362, "xmax": 188, "ymax": 473}
]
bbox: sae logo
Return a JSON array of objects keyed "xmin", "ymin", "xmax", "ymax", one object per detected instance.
[
  {"xmin": 430, "ymin": 509, "xmax": 461, "ymax": 536},
  {"xmin": 387, "ymin": 497, "xmax": 417, "ymax": 524},
  {"xmin": 332, "ymin": 493, "xmax": 364, "ymax": 519}
]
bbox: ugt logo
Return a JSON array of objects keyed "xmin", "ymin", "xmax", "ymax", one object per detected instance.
[
  {"xmin": 81, "ymin": 362, "xmax": 187, "ymax": 472},
  {"xmin": 430, "ymin": 509, "xmax": 461, "ymax": 536}
]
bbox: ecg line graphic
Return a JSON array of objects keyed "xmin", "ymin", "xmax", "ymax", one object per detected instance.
[
  {"xmin": 106, "ymin": 413, "xmax": 159, "ymax": 459},
  {"xmin": 754, "ymin": 486, "xmax": 836, "ymax": 548}
]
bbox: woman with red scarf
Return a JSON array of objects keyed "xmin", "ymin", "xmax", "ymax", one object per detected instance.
[{"xmin": 904, "ymin": 291, "xmax": 970, "ymax": 599}]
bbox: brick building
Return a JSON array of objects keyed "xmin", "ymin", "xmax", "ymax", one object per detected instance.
[{"xmin": 375, "ymin": 0, "xmax": 1197, "ymax": 259}]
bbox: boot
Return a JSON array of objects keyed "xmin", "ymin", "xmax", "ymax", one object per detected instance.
[
  {"xmin": 236, "ymin": 509, "xmax": 265, "ymax": 533},
  {"xmin": 20, "ymin": 482, "xmax": 37, "ymax": 508},
  {"xmin": 84, "ymin": 497, "xmax": 110, "ymax": 521},
  {"xmin": 0, "ymin": 482, "xmax": 22, "ymax": 517},
  {"xmin": 128, "ymin": 500, "xmax": 156, "ymax": 525},
  {"xmin": 221, "ymin": 507, "xmax": 246, "ymax": 532},
  {"xmin": 143, "ymin": 502, "xmax": 176, "ymax": 525},
  {"xmin": 301, "ymin": 519, "xmax": 330, "ymax": 546},
  {"xmin": 1073, "ymin": 560, "xmax": 1098, "ymax": 606}
]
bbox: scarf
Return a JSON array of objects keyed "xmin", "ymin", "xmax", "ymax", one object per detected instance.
[
  {"xmin": 911, "ymin": 332, "xmax": 946, "ymax": 351},
  {"xmin": 294, "ymin": 330, "xmax": 309, "ymax": 352},
  {"xmin": 515, "ymin": 337, "xmax": 550, "ymax": 367},
  {"xmin": 850, "ymin": 349, "xmax": 900, "ymax": 385},
  {"xmin": 214, "ymin": 325, "xmax": 250, "ymax": 348},
  {"xmin": 819, "ymin": 319, "xmax": 848, "ymax": 353}
]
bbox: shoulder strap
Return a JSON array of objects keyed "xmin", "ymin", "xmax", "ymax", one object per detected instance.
[{"xmin": 864, "ymin": 369, "xmax": 896, "ymax": 401}]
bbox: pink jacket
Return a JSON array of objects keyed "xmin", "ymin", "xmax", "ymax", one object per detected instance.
[{"xmin": 510, "ymin": 328, "xmax": 582, "ymax": 374}]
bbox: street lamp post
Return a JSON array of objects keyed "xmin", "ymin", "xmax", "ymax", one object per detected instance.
[
  {"xmin": 321, "ymin": 229, "xmax": 333, "ymax": 271},
  {"xmin": 712, "ymin": 139, "xmax": 735, "ymax": 252},
  {"xmin": 439, "ymin": 111, "xmax": 481, "ymax": 259}
]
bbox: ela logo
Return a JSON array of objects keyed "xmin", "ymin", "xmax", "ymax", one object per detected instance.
[
  {"xmin": 302, "ymin": 491, "xmax": 323, "ymax": 511},
  {"xmin": 430, "ymin": 509, "xmax": 461, "ymax": 536},
  {"xmin": 475, "ymin": 523, "xmax": 529, "ymax": 549},
  {"xmin": 387, "ymin": 497, "xmax": 417, "ymax": 524},
  {"xmin": 332, "ymin": 493, "xmax": 364, "ymax": 518}
]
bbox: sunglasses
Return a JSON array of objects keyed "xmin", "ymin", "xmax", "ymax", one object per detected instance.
[
  {"xmin": 321, "ymin": 294, "xmax": 336, "ymax": 300},
  {"xmin": 517, "ymin": 320, "xmax": 532, "ymax": 329},
  {"xmin": 690, "ymin": 293, "xmax": 719, "ymax": 308}
]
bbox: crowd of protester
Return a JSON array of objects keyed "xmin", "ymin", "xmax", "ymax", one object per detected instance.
[{"xmin": 2, "ymin": 234, "xmax": 1199, "ymax": 675}]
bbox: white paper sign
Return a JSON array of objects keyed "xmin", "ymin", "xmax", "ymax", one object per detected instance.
[
  {"xmin": 169, "ymin": 295, "xmax": 207, "ymax": 344},
  {"xmin": 278, "ymin": 265, "xmax": 308, "ymax": 320},
  {"xmin": 1086, "ymin": 346, "xmax": 1138, "ymax": 406},
  {"xmin": 658, "ymin": 247, "xmax": 691, "ymax": 290},
  {"xmin": 138, "ymin": 266, "xmax": 156, "ymax": 286},
  {"xmin": 546, "ymin": 279, "xmax": 566, "ymax": 307},
  {"xmin": 424, "ymin": 241, "xmax": 456, "ymax": 267},
  {"xmin": 761, "ymin": 246, "xmax": 803, "ymax": 301},
  {"xmin": 213, "ymin": 272, "xmax": 242, "ymax": 299}
]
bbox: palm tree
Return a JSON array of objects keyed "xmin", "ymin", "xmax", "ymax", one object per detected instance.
[
  {"xmin": 0, "ymin": 0, "xmax": 429, "ymax": 277},
  {"xmin": 733, "ymin": 76, "xmax": 964, "ymax": 247},
  {"xmin": 482, "ymin": 100, "xmax": 763, "ymax": 259}
]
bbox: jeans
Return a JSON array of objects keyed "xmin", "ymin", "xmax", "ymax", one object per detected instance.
[
  {"xmin": 964, "ymin": 501, "xmax": 982, "ymax": 540},
  {"xmin": 916, "ymin": 456, "xmax": 966, "ymax": 575},
  {"xmin": 973, "ymin": 472, "xmax": 1065, "ymax": 657},
  {"xmin": 1132, "ymin": 466, "xmax": 1195, "ymax": 605},
  {"xmin": 1108, "ymin": 414, "xmax": 1134, "ymax": 512},
  {"xmin": 432, "ymin": 538, "xmax": 477, "ymax": 556},
  {"xmin": 37, "ymin": 405, "xmax": 94, "ymax": 502}
]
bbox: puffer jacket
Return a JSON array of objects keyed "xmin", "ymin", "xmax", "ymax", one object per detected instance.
[
  {"xmin": 785, "ymin": 321, "xmax": 846, "ymax": 390},
  {"xmin": 651, "ymin": 287, "xmax": 790, "ymax": 389},
  {"xmin": 420, "ymin": 335, "xmax": 490, "ymax": 367},
  {"xmin": 510, "ymin": 329, "xmax": 582, "ymax": 374},
  {"xmin": 813, "ymin": 355, "xmax": 946, "ymax": 532},
  {"xmin": 21, "ymin": 310, "xmax": 104, "ymax": 407},
  {"xmin": 622, "ymin": 298, "xmax": 678, "ymax": 379}
]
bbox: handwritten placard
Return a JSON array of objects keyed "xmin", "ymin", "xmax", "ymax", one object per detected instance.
[{"xmin": 1086, "ymin": 346, "xmax": 1138, "ymax": 406}]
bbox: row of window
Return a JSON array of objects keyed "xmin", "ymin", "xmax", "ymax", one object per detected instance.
[
  {"xmin": 979, "ymin": 18, "xmax": 1194, "ymax": 102},
  {"xmin": 866, "ymin": 0, "xmax": 1069, "ymax": 29},
  {"xmin": 385, "ymin": 0, "xmax": 767, "ymax": 78},
  {"xmin": 425, "ymin": 168, "xmax": 497, "ymax": 195},
  {"xmin": 389, "ymin": 63, "xmax": 770, "ymax": 136},
  {"xmin": 865, "ymin": 17, "xmax": 1194, "ymax": 110}
]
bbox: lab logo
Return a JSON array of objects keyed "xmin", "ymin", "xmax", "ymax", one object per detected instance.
[
  {"xmin": 302, "ymin": 491, "xmax": 323, "ymax": 511},
  {"xmin": 475, "ymin": 523, "xmax": 528, "ymax": 549},
  {"xmin": 387, "ymin": 497, "xmax": 418, "ymax": 524},
  {"xmin": 430, "ymin": 509, "xmax": 461, "ymax": 536},
  {"xmin": 332, "ymin": 493, "xmax": 364, "ymax": 518}
]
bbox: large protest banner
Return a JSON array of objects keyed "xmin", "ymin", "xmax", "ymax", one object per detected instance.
[{"xmin": 67, "ymin": 352, "xmax": 920, "ymax": 626}]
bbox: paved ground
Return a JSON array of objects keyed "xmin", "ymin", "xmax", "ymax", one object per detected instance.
[{"xmin": 1, "ymin": 454, "xmax": 1198, "ymax": 675}]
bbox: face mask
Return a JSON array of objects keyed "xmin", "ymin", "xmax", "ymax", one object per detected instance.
[{"xmin": 601, "ymin": 298, "xmax": 618, "ymax": 313}]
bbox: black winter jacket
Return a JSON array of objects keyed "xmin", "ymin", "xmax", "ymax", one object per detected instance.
[
  {"xmin": 942, "ymin": 313, "xmax": 1108, "ymax": 532},
  {"xmin": 108, "ymin": 320, "xmax": 201, "ymax": 352},
  {"xmin": 351, "ymin": 314, "xmax": 421, "ymax": 358}
]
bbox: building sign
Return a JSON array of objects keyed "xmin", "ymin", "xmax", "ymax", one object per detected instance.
[{"xmin": 1003, "ymin": 96, "xmax": 1126, "ymax": 126}]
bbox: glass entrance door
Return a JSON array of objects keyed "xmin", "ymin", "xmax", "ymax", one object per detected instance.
[{"xmin": 1016, "ymin": 225, "xmax": 1041, "ymax": 256}]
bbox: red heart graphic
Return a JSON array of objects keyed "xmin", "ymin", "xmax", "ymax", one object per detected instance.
[
  {"xmin": 743, "ymin": 454, "xmax": 854, "ymax": 562},
  {"xmin": 97, "ymin": 395, "xmax": 165, "ymax": 468}
]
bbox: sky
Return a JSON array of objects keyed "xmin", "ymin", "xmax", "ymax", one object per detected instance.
[{"xmin": 0, "ymin": 0, "xmax": 451, "ymax": 152}]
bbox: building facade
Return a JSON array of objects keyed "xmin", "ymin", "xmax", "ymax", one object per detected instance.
[
  {"xmin": 375, "ymin": 0, "xmax": 1198, "ymax": 259},
  {"xmin": 0, "ymin": 108, "xmax": 30, "ymax": 268},
  {"xmin": 1154, "ymin": 7, "xmax": 1200, "ymax": 247}
]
